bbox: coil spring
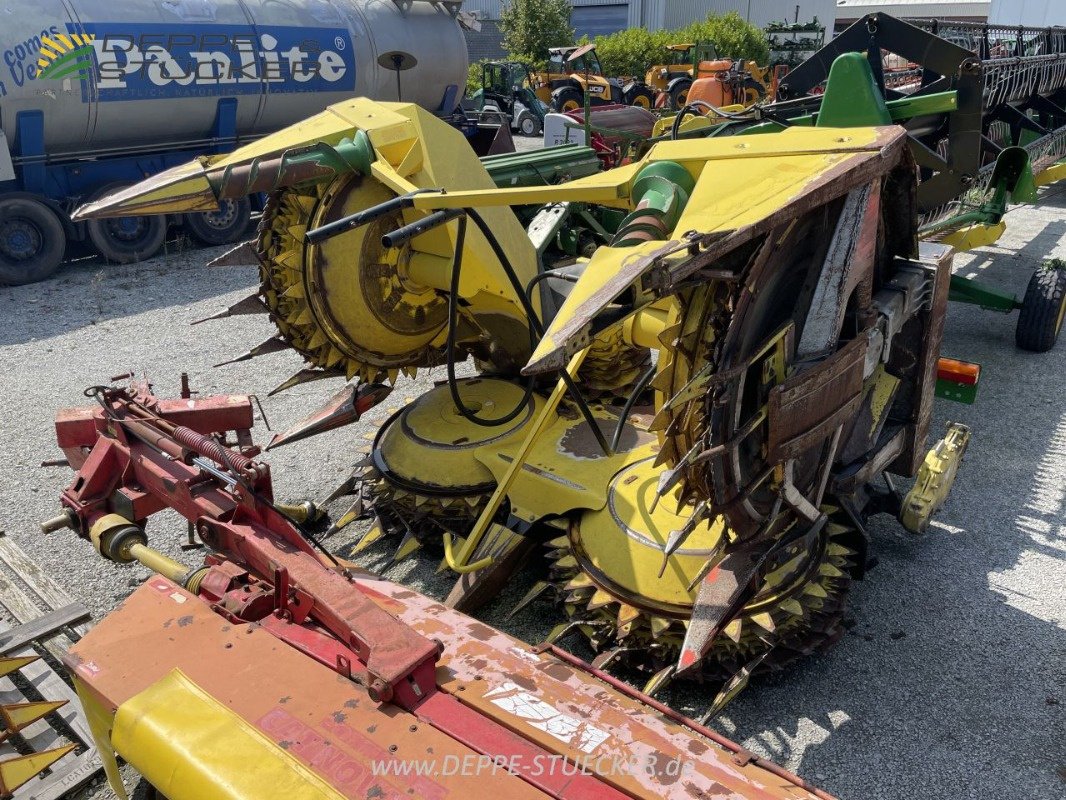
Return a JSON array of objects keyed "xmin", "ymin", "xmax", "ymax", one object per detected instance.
[{"xmin": 172, "ymin": 426, "xmax": 256, "ymax": 474}]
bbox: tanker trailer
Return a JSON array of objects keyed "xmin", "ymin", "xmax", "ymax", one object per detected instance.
[{"xmin": 0, "ymin": 0, "xmax": 469, "ymax": 285}]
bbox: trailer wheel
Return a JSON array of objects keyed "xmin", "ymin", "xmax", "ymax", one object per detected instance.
[
  {"xmin": 85, "ymin": 183, "xmax": 167, "ymax": 264},
  {"xmin": 1016, "ymin": 261, "xmax": 1066, "ymax": 352},
  {"xmin": 183, "ymin": 197, "xmax": 252, "ymax": 246},
  {"xmin": 0, "ymin": 197, "xmax": 66, "ymax": 285}
]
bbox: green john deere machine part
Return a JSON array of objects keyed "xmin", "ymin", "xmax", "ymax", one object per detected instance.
[
  {"xmin": 817, "ymin": 53, "xmax": 893, "ymax": 127},
  {"xmin": 481, "ymin": 144, "xmax": 602, "ymax": 188},
  {"xmin": 651, "ymin": 13, "xmax": 1066, "ymax": 353}
]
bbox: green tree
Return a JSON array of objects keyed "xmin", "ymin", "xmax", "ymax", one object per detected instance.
[
  {"xmin": 467, "ymin": 60, "xmax": 487, "ymax": 95},
  {"xmin": 681, "ymin": 12, "xmax": 769, "ymax": 65},
  {"xmin": 579, "ymin": 11, "xmax": 770, "ymax": 78},
  {"xmin": 499, "ymin": 0, "xmax": 574, "ymax": 65},
  {"xmin": 584, "ymin": 28, "xmax": 673, "ymax": 78}
]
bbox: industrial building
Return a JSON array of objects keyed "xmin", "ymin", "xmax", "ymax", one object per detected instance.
[
  {"xmin": 835, "ymin": 0, "xmax": 1060, "ymax": 29},
  {"xmin": 835, "ymin": 0, "xmax": 989, "ymax": 28},
  {"xmin": 463, "ymin": 1, "xmax": 837, "ymax": 59}
]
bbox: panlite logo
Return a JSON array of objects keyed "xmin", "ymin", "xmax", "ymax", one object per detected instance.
[{"xmin": 34, "ymin": 23, "xmax": 354, "ymax": 101}]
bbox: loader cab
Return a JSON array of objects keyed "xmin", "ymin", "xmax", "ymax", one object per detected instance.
[
  {"xmin": 563, "ymin": 44, "xmax": 604, "ymax": 77},
  {"xmin": 538, "ymin": 44, "xmax": 620, "ymax": 112},
  {"xmin": 667, "ymin": 44, "xmax": 694, "ymax": 66},
  {"xmin": 481, "ymin": 61, "xmax": 547, "ymax": 136}
]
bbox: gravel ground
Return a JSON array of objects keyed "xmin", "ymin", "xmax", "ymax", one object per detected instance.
[{"xmin": 0, "ymin": 174, "xmax": 1062, "ymax": 799}]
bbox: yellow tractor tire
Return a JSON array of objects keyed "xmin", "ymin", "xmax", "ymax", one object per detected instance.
[
  {"xmin": 552, "ymin": 86, "xmax": 584, "ymax": 114},
  {"xmin": 624, "ymin": 86, "xmax": 655, "ymax": 109},
  {"xmin": 669, "ymin": 82, "xmax": 691, "ymax": 110}
]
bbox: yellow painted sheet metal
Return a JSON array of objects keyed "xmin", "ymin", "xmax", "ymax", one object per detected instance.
[
  {"xmin": 645, "ymin": 125, "xmax": 882, "ymax": 163},
  {"xmin": 1034, "ymin": 160, "xmax": 1066, "ymax": 187},
  {"xmin": 476, "ymin": 410, "xmax": 657, "ymax": 520},
  {"xmin": 207, "ymin": 99, "xmax": 415, "ymax": 169},
  {"xmin": 112, "ymin": 669, "xmax": 345, "ymax": 800},
  {"xmin": 526, "ymin": 239, "xmax": 676, "ymax": 368},
  {"xmin": 938, "ymin": 220, "xmax": 1006, "ymax": 251},
  {"xmin": 410, "ymin": 126, "xmax": 887, "ymax": 212},
  {"xmin": 73, "ymin": 675, "xmax": 128, "ymax": 800},
  {"xmin": 527, "ymin": 137, "xmax": 879, "ymax": 370},
  {"xmin": 412, "ymin": 161, "xmax": 643, "ymax": 210},
  {"xmin": 575, "ymin": 453, "xmax": 727, "ymax": 607},
  {"xmin": 673, "ymin": 151, "xmax": 864, "ymax": 235},
  {"xmin": 69, "ymin": 159, "xmax": 219, "ymax": 218}
]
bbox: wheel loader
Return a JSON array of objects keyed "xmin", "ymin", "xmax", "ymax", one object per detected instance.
[
  {"xmin": 535, "ymin": 44, "xmax": 655, "ymax": 112},
  {"xmin": 643, "ymin": 42, "xmax": 719, "ymax": 109},
  {"xmin": 471, "ymin": 61, "xmax": 548, "ymax": 137}
]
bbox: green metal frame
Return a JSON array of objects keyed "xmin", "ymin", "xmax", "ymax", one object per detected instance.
[{"xmin": 948, "ymin": 274, "xmax": 1021, "ymax": 312}]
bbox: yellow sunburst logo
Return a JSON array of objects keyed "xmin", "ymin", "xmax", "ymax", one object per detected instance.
[{"xmin": 36, "ymin": 32, "xmax": 96, "ymax": 81}]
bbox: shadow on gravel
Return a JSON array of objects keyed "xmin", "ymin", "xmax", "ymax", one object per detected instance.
[
  {"xmin": 0, "ymin": 240, "xmax": 252, "ymax": 347},
  {"xmin": 952, "ymin": 218, "xmax": 1066, "ymax": 289}
]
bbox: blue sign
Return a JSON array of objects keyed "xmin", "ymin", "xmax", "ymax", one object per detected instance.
[{"xmin": 38, "ymin": 23, "xmax": 355, "ymax": 101}]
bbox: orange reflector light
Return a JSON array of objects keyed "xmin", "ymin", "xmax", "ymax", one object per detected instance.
[{"xmin": 937, "ymin": 358, "xmax": 980, "ymax": 386}]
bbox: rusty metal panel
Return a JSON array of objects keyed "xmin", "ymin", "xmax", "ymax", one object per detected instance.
[
  {"xmin": 768, "ymin": 336, "xmax": 868, "ymax": 462},
  {"xmin": 796, "ymin": 180, "xmax": 881, "ymax": 359},
  {"xmin": 891, "ymin": 242, "xmax": 954, "ymax": 475},
  {"xmin": 67, "ymin": 582, "xmax": 548, "ymax": 800},
  {"xmin": 367, "ymin": 578, "xmax": 826, "ymax": 800}
]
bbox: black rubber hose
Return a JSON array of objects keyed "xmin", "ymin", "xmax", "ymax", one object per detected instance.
[
  {"xmin": 609, "ymin": 361, "xmax": 658, "ymax": 452},
  {"xmin": 445, "ymin": 214, "xmax": 536, "ymax": 427},
  {"xmin": 463, "ymin": 208, "xmax": 612, "ymax": 455},
  {"xmin": 305, "ymin": 188, "xmax": 441, "ymax": 245}
]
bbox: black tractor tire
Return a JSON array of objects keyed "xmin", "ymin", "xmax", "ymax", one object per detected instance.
[
  {"xmin": 0, "ymin": 196, "xmax": 66, "ymax": 285},
  {"xmin": 552, "ymin": 86, "xmax": 584, "ymax": 114},
  {"xmin": 516, "ymin": 111, "xmax": 541, "ymax": 137},
  {"xmin": 183, "ymin": 197, "xmax": 252, "ymax": 246},
  {"xmin": 624, "ymin": 85, "xmax": 655, "ymax": 110},
  {"xmin": 669, "ymin": 81, "xmax": 692, "ymax": 110},
  {"xmin": 85, "ymin": 183, "xmax": 167, "ymax": 264},
  {"xmin": 1016, "ymin": 262, "xmax": 1066, "ymax": 352}
]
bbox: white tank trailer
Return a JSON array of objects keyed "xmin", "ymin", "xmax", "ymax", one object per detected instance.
[{"xmin": 0, "ymin": 0, "xmax": 470, "ymax": 284}]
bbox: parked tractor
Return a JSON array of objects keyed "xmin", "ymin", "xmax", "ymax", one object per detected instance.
[
  {"xmin": 471, "ymin": 61, "xmax": 548, "ymax": 136},
  {"xmin": 535, "ymin": 44, "xmax": 655, "ymax": 112},
  {"xmin": 643, "ymin": 42, "xmax": 719, "ymax": 109}
]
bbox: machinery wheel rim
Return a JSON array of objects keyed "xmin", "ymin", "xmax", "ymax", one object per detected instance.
[
  {"xmin": 0, "ymin": 218, "xmax": 41, "ymax": 261},
  {"xmin": 106, "ymin": 215, "xmax": 150, "ymax": 243},
  {"xmin": 201, "ymin": 199, "xmax": 239, "ymax": 230}
]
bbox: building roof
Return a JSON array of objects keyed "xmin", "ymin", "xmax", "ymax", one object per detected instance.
[{"xmin": 836, "ymin": 0, "xmax": 990, "ymax": 14}]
